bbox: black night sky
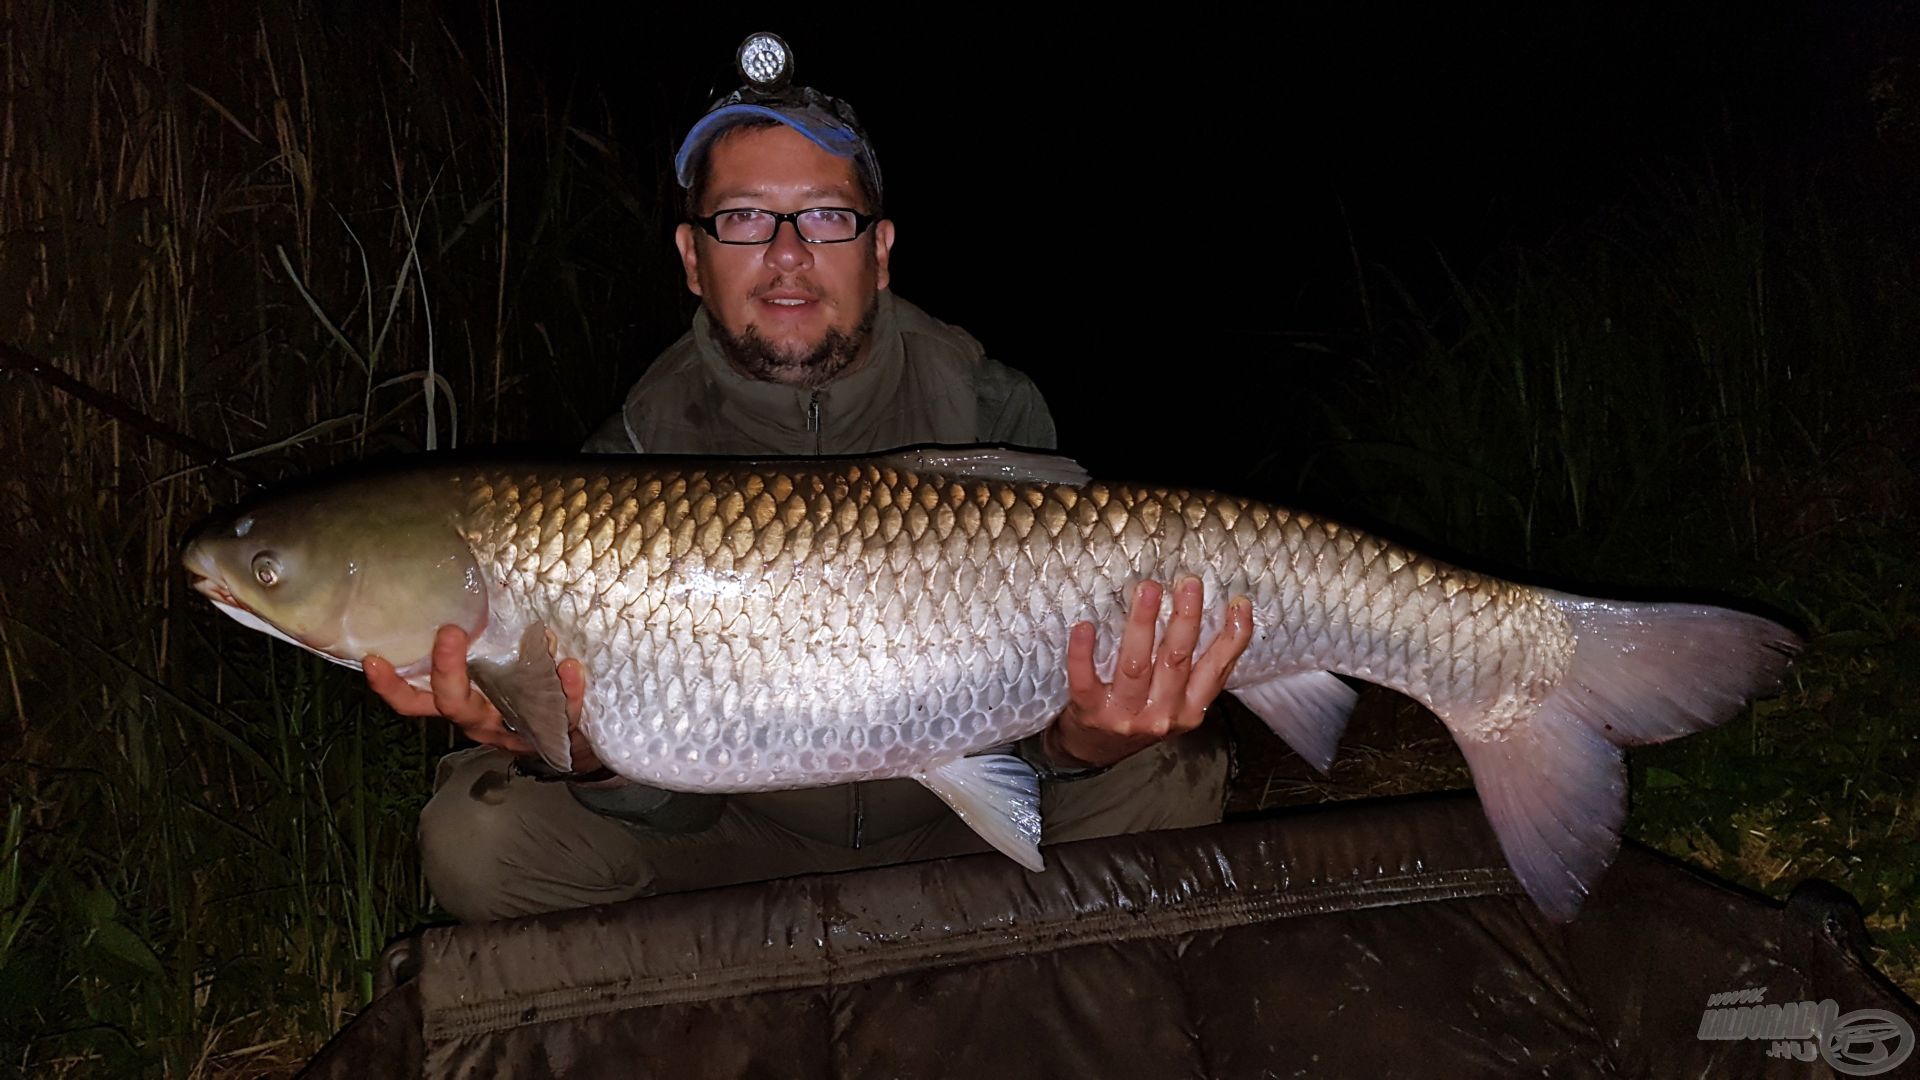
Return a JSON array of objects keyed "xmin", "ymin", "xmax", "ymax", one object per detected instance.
[{"xmin": 475, "ymin": 2, "xmax": 1903, "ymax": 484}]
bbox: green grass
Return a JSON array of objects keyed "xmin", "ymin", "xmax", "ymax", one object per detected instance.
[
  {"xmin": 0, "ymin": 2, "xmax": 660, "ymax": 1072},
  {"xmin": 1631, "ymin": 521, "xmax": 1920, "ymax": 989},
  {"xmin": 1237, "ymin": 163, "xmax": 1920, "ymax": 996},
  {"xmin": 1, "ymin": 4, "xmax": 1913, "ymax": 1075}
]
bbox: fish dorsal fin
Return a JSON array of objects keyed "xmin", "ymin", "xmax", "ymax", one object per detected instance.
[
  {"xmin": 916, "ymin": 753, "xmax": 1045, "ymax": 871},
  {"xmin": 468, "ymin": 621, "xmax": 574, "ymax": 772},
  {"xmin": 874, "ymin": 446, "xmax": 1090, "ymax": 487}
]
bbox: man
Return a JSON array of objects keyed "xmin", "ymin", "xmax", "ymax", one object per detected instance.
[{"xmin": 365, "ymin": 35, "xmax": 1254, "ymax": 922}]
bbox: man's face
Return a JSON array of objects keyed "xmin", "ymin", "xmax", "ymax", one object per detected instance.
[{"xmin": 675, "ymin": 124, "xmax": 896, "ymax": 388}]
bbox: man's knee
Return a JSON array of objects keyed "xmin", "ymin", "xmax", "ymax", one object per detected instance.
[
  {"xmin": 418, "ymin": 747, "xmax": 655, "ymax": 922},
  {"xmin": 418, "ymin": 748, "xmax": 530, "ymax": 921}
]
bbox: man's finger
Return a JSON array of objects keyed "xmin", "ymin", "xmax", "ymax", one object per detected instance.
[
  {"xmin": 1064, "ymin": 621, "xmax": 1103, "ymax": 711},
  {"xmin": 1188, "ymin": 596, "xmax": 1255, "ymax": 710},
  {"xmin": 557, "ymin": 658, "xmax": 586, "ymax": 711},
  {"xmin": 364, "ymin": 656, "xmax": 439, "ymax": 718},
  {"xmin": 1109, "ymin": 580, "xmax": 1162, "ymax": 711},
  {"xmin": 1147, "ymin": 577, "xmax": 1206, "ymax": 708},
  {"xmin": 427, "ymin": 624, "xmax": 480, "ymax": 721},
  {"xmin": 557, "ymin": 658, "xmax": 591, "ymax": 730}
]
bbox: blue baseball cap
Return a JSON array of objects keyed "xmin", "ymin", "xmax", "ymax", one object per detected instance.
[{"xmin": 673, "ymin": 33, "xmax": 884, "ymax": 208}]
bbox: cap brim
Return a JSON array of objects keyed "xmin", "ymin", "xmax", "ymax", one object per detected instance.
[{"xmin": 673, "ymin": 104, "xmax": 864, "ymax": 187}]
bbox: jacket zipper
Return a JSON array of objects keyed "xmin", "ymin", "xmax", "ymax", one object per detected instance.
[{"xmin": 807, "ymin": 385, "xmax": 862, "ymax": 846}]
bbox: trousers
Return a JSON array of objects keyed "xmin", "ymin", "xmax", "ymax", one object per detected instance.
[{"xmin": 418, "ymin": 721, "xmax": 1232, "ymax": 922}]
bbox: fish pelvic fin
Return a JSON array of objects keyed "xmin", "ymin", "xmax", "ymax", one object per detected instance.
[
  {"xmin": 1458, "ymin": 597, "xmax": 1800, "ymax": 922},
  {"xmin": 917, "ymin": 754, "xmax": 1045, "ymax": 872},
  {"xmin": 1229, "ymin": 671, "xmax": 1358, "ymax": 774},
  {"xmin": 468, "ymin": 621, "xmax": 574, "ymax": 773}
]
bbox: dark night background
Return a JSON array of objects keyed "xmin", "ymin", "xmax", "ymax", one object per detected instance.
[
  {"xmin": 3, "ymin": 2, "xmax": 1917, "ymax": 1071},
  {"xmin": 477, "ymin": 2, "xmax": 1903, "ymax": 482}
]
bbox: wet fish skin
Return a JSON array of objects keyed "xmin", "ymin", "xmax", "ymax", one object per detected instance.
[
  {"xmin": 463, "ymin": 461, "xmax": 1558, "ymax": 781},
  {"xmin": 183, "ymin": 450, "xmax": 1799, "ymax": 920}
]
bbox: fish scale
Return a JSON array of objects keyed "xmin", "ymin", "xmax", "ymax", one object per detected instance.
[
  {"xmin": 460, "ymin": 461, "xmax": 1544, "ymax": 792},
  {"xmin": 184, "ymin": 449, "xmax": 1798, "ymax": 920}
]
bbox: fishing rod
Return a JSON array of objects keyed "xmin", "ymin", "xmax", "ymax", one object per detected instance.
[{"xmin": 0, "ymin": 340, "xmax": 265, "ymax": 487}]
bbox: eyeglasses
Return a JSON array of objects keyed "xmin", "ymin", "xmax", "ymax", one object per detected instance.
[{"xmin": 692, "ymin": 207, "xmax": 878, "ymax": 245}]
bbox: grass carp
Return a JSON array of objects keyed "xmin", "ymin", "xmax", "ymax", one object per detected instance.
[{"xmin": 181, "ymin": 448, "xmax": 1798, "ymax": 920}]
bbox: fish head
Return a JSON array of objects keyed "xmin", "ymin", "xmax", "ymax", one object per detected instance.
[{"xmin": 181, "ymin": 473, "xmax": 485, "ymax": 673}]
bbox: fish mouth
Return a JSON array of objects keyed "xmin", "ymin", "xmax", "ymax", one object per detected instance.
[
  {"xmin": 189, "ymin": 572, "xmax": 239, "ymax": 608},
  {"xmin": 187, "ymin": 571, "xmax": 269, "ymax": 635},
  {"xmin": 182, "ymin": 541, "xmax": 248, "ymax": 615},
  {"xmin": 184, "ymin": 568, "xmax": 366, "ymax": 673}
]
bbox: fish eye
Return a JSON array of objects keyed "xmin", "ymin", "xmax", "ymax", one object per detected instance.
[{"xmin": 252, "ymin": 552, "xmax": 282, "ymax": 587}]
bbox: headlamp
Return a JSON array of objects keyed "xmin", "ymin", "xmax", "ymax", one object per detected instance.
[{"xmin": 735, "ymin": 32, "xmax": 793, "ymax": 95}]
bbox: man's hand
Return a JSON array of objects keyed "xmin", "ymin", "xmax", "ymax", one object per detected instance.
[
  {"xmin": 364, "ymin": 625, "xmax": 600, "ymax": 772},
  {"xmin": 1044, "ymin": 577, "xmax": 1254, "ymax": 770}
]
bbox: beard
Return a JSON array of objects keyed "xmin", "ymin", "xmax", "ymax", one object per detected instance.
[{"xmin": 710, "ymin": 296, "xmax": 879, "ymax": 390}]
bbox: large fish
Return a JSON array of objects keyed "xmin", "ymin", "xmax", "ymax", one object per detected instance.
[{"xmin": 181, "ymin": 448, "xmax": 1797, "ymax": 920}]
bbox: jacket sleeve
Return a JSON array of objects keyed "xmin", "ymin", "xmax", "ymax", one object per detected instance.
[
  {"xmin": 973, "ymin": 359, "xmax": 1059, "ymax": 450},
  {"xmin": 581, "ymin": 410, "xmax": 640, "ymax": 454}
]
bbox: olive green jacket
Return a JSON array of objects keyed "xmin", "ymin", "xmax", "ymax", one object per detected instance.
[
  {"xmin": 584, "ymin": 291, "xmax": 1054, "ymax": 457},
  {"xmin": 575, "ymin": 291, "xmax": 1059, "ymax": 846}
]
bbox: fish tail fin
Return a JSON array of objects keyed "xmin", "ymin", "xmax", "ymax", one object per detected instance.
[
  {"xmin": 1454, "ymin": 597, "xmax": 1800, "ymax": 921},
  {"xmin": 1544, "ymin": 596, "xmax": 1802, "ymax": 747}
]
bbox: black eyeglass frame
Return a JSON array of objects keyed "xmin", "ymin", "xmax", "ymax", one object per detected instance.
[{"xmin": 691, "ymin": 207, "xmax": 881, "ymax": 245}]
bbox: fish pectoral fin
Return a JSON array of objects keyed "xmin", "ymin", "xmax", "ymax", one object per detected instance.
[
  {"xmin": 468, "ymin": 622, "xmax": 574, "ymax": 773},
  {"xmin": 916, "ymin": 754, "xmax": 1045, "ymax": 872},
  {"xmin": 1230, "ymin": 671, "xmax": 1358, "ymax": 775},
  {"xmin": 873, "ymin": 447, "xmax": 1090, "ymax": 487}
]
